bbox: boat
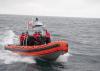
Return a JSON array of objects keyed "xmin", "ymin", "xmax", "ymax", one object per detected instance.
[
  {"xmin": 5, "ymin": 18, "xmax": 68, "ymax": 61},
  {"xmin": 5, "ymin": 41, "xmax": 68, "ymax": 61}
]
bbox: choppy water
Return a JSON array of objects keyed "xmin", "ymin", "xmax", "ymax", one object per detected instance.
[{"xmin": 0, "ymin": 14, "xmax": 100, "ymax": 71}]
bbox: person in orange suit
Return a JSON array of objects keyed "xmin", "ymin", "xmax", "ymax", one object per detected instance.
[
  {"xmin": 19, "ymin": 32, "xmax": 26, "ymax": 45},
  {"xmin": 45, "ymin": 30, "xmax": 51, "ymax": 44}
]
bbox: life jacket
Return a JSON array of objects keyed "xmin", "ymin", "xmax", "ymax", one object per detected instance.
[
  {"xmin": 45, "ymin": 30, "xmax": 50, "ymax": 38},
  {"xmin": 19, "ymin": 34, "xmax": 28, "ymax": 42},
  {"xmin": 33, "ymin": 33, "xmax": 41, "ymax": 39},
  {"xmin": 33, "ymin": 32, "xmax": 45, "ymax": 45}
]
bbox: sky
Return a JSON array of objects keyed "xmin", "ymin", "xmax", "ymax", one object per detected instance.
[{"xmin": 0, "ymin": 0, "xmax": 100, "ymax": 18}]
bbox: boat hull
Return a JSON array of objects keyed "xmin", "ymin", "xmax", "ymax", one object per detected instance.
[{"xmin": 36, "ymin": 51, "xmax": 62, "ymax": 61}]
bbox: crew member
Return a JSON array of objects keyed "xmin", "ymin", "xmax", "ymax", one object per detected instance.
[
  {"xmin": 19, "ymin": 32, "xmax": 26, "ymax": 45},
  {"xmin": 45, "ymin": 30, "xmax": 51, "ymax": 44}
]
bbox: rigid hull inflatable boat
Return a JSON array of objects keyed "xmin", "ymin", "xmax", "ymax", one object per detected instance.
[{"xmin": 5, "ymin": 41, "xmax": 68, "ymax": 61}]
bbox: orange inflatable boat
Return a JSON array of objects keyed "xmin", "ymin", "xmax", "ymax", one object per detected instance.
[{"xmin": 5, "ymin": 41, "xmax": 68, "ymax": 61}]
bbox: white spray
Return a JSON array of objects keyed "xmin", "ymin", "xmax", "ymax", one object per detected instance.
[{"xmin": 0, "ymin": 29, "xmax": 36, "ymax": 64}]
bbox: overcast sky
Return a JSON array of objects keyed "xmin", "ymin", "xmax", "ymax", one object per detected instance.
[{"xmin": 0, "ymin": 0, "xmax": 100, "ymax": 18}]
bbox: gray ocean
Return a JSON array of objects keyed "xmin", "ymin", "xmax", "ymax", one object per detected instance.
[{"xmin": 0, "ymin": 14, "xmax": 100, "ymax": 71}]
